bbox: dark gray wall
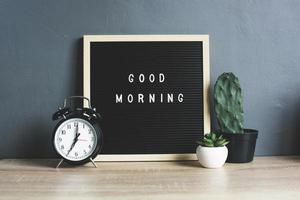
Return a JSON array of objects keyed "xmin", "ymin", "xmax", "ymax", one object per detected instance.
[{"xmin": 1, "ymin": 0, "xmax": 300, "ymax": 158}]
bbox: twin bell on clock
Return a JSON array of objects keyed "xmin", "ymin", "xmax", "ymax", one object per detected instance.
[{"xmin": 52, "ymin": 96, "xmax": 103, "ymax": 166}]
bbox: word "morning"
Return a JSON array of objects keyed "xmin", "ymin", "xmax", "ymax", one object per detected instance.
[{"xmin": 115, "ymin": 73, "xmax": 184, "ymax": 104}]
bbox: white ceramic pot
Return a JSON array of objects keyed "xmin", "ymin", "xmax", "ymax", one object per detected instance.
[{"xmin": 196, "ymin": 146, "xmax": 228, "ymax": 168}]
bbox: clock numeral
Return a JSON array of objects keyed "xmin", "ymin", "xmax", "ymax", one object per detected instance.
[
  {"xmin": 67, "ymin": 125, "xmax": 71, "ymax": 129},
  {"xmin": 83, "ymin": 124, "xmax": 85, "ymax": 129},
  {"xmin": 83, "ymin": 150, "xmax": 87, "ymax": 155},
  {"xmin": 74, "ymin": 122, "xmax": 78, "ymax": 127},
  {"xmin": 88, "ymin": 129, "xmax": 91, "ymax": 134},
  {"xmin": 61, "ymin": 130, "xmax": 66, "ymax": 135},
  {"xmin": 58, "ymin": 137, "xmax": 62, "ymax": 142},
  {"xmin": 88, "ymin": 145, "xmax": 92, "ymax": 149},
  {"xmin": 75, "ymin": 152, "xmax": 78, "ymax": 157},
  {"xmin": 60, "ymin": 145, "xmax": 64, "ymax": 150}
]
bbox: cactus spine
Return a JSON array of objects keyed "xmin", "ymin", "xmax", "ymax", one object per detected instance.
[{"xmin": 214, "ymin": 73, "xmax": 244, "ymax": 134}]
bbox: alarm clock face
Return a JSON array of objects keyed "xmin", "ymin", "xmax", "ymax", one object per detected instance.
[{"xmin": 54, "ymin": 118, "xmax": 98, "ymax": 161}]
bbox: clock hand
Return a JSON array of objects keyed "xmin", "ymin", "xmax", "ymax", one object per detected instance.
[
  {"xmin": 66, "ymin": 143, "xmax": 75, "ymax": 156},
  {"xmin": 66, "ymin": 123, "xmax": 82, "ymax": 156},
  {"xmin": 67, "ymin": 130, "xmax": 81, "ymax": 156},
  {"xmin": 75, "ymin": 123, "xmax": 79, "ymax": 137}
]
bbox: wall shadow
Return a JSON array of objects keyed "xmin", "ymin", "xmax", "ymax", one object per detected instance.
[
  {"xmin": 12, "ymin": 38, "xmax": 85, "ymax": 159},
  {"xmin": 16, "ymin": 119, "xmax": 54, "ymax": 159},
  {"xmin": 279, "ymin": 99, "xmax": 300, "ymax": 155},
  {"xmin": 71, "ymin": 38, "xmax": 83, "ymax": 97}
]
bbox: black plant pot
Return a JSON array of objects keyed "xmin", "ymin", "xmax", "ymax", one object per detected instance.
[{"xmin": 221, "ymin": 129, "xmax": 258, "ymax": 163}]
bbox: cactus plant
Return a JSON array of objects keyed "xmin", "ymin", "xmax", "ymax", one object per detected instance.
[
  {"xmin": 214, "ymin": 72, "xmax": 244, "ymax": 134},
  {"xmin": 196, "ymin": 132, "xmax": 229, "ymax": 147}
]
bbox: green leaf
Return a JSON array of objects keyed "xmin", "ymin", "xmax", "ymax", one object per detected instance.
[
  {"xmin": 211, "ymin": 133, "xmax": 216, "ymax": 141},
  {"xmin": 205, "ymin": 134, "xmax": 212, "ymax": 140},
  {"xmin": 218, "ymin": 139, "xmax": 227, "ymax": 143},
  {"xmin": 197, "ymin": 132, "xmax": 229, "ymax": 147},
  {"xmin": 218, "ymin": 134, "xmax": 223, "ymax": 140},
  {"xmin": 203, "ymin": 137, "xmax": 213, "ymax": 143},
  {"xmin": 204, "ymin": 142, "xmax": 214, "ymax": 147},
  {"xmin": 215, "ymin": 139, "xmax": 229, "ymax": 147}
]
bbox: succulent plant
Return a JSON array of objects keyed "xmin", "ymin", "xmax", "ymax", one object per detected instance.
[
  {"xmin": 196, "ymin": 132, "xmax": 229, "ymax": 147},
  {"xmin": 214, "ymin": 72, "xmax": 244, "ymax": 134}
]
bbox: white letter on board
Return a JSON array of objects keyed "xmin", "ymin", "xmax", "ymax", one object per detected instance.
[
  {"xmin": 159, "ymin": 73, "xmax": 165, "ymax": 83},
  {"xmin": 116, "ymin": 94, "xmax": 123, "ymax": 103},
  {"xmin": 138, "ymin": 94, "xmax": 144, "ymax": 103},
  {"xmin": 127, "ymin": 94, "xmax": 133, "ymax": 103},
  {"xmin": 149, "ymin": 94, "xmax": 155, "ymax": 103},
  {"xmin": 149, "ymin": 74, "xmax": 155, "ymax": 83},
  {"xmin": 139, "ymin": 74, "xmax": 145, "ymax": 83},
  {"xmin": 178, "ymin": 93, "xmax": 184, "ymax": 102},
  {"xmin": 167, "ymin": 94, "xmax": 173, "ymax": 103},
  {"xmin": 128, "ymin": 74, "xmax": 134, "ymax": 83}
]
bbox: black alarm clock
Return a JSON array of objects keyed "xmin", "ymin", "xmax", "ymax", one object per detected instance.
[{"xmin": 52, "ymin": 96, "xmax": 103, "ymax": 165}]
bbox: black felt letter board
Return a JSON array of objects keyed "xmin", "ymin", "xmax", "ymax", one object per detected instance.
[{"xmin": 90, "ymin": 41, "xmax": 204, "ymax": 154}]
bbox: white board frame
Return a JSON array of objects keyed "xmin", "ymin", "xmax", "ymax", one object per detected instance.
[{"xmin": 83, "ymin": 35, "xmax": 210, "ymax": 161}]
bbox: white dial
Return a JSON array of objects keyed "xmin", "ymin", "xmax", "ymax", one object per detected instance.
[{"xmin": 54, "ymin": 118, "xmax": 97, "ymax": 161}]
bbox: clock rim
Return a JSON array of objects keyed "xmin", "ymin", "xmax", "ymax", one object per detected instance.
[
  {"xmin": 54, "ymin": 118, "xmax": 97, "ymax": 161},
  {"xmin": 52, "ymin": 113, "xmax": 103, "ymax": 165}
]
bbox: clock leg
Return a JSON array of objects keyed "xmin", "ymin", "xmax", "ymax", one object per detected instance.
[
  {"xmin": 56, "ymin": 158, "xmax": 64, "ymax": 168},
  {"xmin": 90, "ymin": 158, "xmax": 98, "ymax": 168}
]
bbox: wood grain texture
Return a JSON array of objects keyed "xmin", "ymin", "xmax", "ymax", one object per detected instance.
[{"xmin": 0, "ymin": 156, "xmax": 299, "ymax": 200}]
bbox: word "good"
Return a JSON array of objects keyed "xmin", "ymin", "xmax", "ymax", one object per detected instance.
[{"xmin": 128, "ymin": 73, "xmax": 165, "ymax": 83}]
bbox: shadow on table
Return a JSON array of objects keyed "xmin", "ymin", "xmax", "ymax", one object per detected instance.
[
  {"xmin": 14, "ymin": 159, "xmax": 97, "ymax": 169},
  {"xmin": 167, "ymin": 154, "xmax": 202, "ymax": 168},
  {"xmin": 173, "ymin": 161, "xmax": 201, "ymax": 168},
  {"xmin": 12, "ymin": 159, "xmax": 59, "ymax": 168}
]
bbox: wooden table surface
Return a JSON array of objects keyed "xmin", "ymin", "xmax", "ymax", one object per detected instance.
[{"xmin": 0, "ymin": 156, "xmax": 299, "ymax": 200}]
